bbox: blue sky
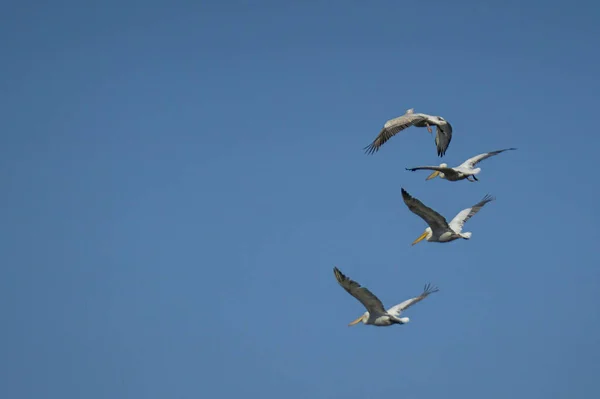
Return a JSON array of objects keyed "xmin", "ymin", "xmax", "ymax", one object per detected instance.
[{"xmin": 1, "ymin": 1, "xmax": 599, "ymax": 398}]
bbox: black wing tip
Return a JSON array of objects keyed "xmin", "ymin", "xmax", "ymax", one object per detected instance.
[
  {"xmin": 406, "ymin": 168, "xmax": 415, "ymax": 172},
  {"xmin": 437, "ymin": 145, "xmax": 449, "ymax": 157},
  {"xmin": 481, "ymin": 194, "xmax": 496, "ymax": 203},
  {"xmin": 436, "ymin": 126, "xmax": 452, "ymax": 157},
  {"xmin": 363, "ymin": 143, "xmax": 379, "ymax": 155},
  {"xmin": 493, "ymin": 147, "xmax": 517, "ymax": 154},
  {"xmin": 423, "ymin": 283, "xmax": 440, "ymax": 294},
  {"xmin": 401, "ymin": 187, "xmax": 411, "ymax": 198}
]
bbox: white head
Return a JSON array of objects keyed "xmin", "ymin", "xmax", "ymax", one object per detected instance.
[
  {"xmin": 426, "ymin": 164, "xmax": 447, "ymax": 180},
  {"xmin": 399, "ymin": 317, "xmax": 410, "ymax": 324},
  {"xmin": 348, "ymin": 311, "xmax": 369, "ymax": 326},
  {"xmin": 412, "ymin": 226, "xmax": 432, "ymax": 245}
]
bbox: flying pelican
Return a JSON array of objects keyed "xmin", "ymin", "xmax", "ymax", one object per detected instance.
[
  {"xmin": 364, "ymin": 108, "xmax": 453, "ymax": 157},
  {"xmin": 401, "ymin": 188, "xmax": 495, "ymax": 245},
  {"xmin": 406, "ymin": 148, "xmax": 517, "ymax": 182},
  {"xmin": 333, "ymin": 266, "xmax": 439, "ymax": 327}
]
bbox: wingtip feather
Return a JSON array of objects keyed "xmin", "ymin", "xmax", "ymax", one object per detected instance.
[
  {"xmin": 482, "ymin": 194, "xmax": 496, "ymax": 203},
  {"xmin": 401, "ymin": 188, "xmax": 413, "ymax": 202},
  {"xmin": 424, "ymin": 283, "xmax": 440, "ymax": 294},
  {"xmin": 363, "ymin": 143, "xmax": 378, "ymax": 155}
]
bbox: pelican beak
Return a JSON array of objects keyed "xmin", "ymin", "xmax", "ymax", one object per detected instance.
[
  {"xmin": 348, "ymin": 316, "xmax": 362, "ymax": 326},
  {"xmin": 426, "ymin": 171, "xmax": 440, "ymax": 180},
  {"xmin": 412, "ymin": 230, "xmax": 428, "ymax": 246}
]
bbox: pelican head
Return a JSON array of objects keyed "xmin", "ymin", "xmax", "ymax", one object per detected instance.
[
  {"xmin": 348, "ymin": 312, "xmax": 368, "ymax": 326},
  {"xmin": 399, "ymin": 317, "xmax": 410, "ymax": 324},
  {"xmin": 426, "ymin": 163, "xmax": 447, "ymax": 180},
  {"xmin": 412, "ymin": 227, "xmax": 432, "ymax": 246}
]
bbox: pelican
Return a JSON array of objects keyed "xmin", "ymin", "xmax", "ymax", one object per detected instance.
[
  {"xmin": 333, "ymin": 266, "xmax": 439, "ymax": 327},
  {"xmin": 401, "ymin": 188, "xmax": 495, "ymax": 245},
  {"xmin": 364, "ymin": 108, "xmax": 453, "ymax": 157},
  {"xmin": 406, "ymin": 148, "xmax": 517, "ymax": 182}
]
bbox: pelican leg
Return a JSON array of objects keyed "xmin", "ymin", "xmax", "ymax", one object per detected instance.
[{"xmin": 425, "ymin": 122, "xmax": 433, "ymax": 134}]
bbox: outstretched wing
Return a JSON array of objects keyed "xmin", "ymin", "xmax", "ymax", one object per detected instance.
[
  {"xmin": 333, "ymin": 267, "xmax": 386, "ymax": 315},
  {"xmin": 405, "ymin": 165, "xmax": 459, "ymax": 179},
  {"xmin": 401, "ymin": 188, "xmax": 450, "ymax": 236},
  {"xmin": 386, "ymin": 283, "xmax": 439, "ymax": 317},
  {"xmin": 449, "ymin": 194, "xmax": 495, "ymax": 233},
  {"xmin": 459, "ymin": 148, "xmax": 517, "ymax": 169},
  {"xmin": 364, "ymin": 111, "xmax": 428, "ymax": 155},
  {"xmin": 434, "ymin": 122, "xmax": 453, "ymax": 157}
]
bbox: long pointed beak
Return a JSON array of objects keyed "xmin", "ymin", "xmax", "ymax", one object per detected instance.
[
  {"xmin": 348, "ymin": 316, "xmax": 362, "ymax": 326},
  {"xmin": 412, "ymin": 231, "xmax": 428, "ymax": 246},
  {"xmin": 426, "ymin": 171, "xmax": 440, "ymax": 180}
]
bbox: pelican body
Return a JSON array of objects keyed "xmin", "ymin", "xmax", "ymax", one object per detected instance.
[
  {"xmin": 401, "ymin": 188, "xmax": 495, "ymax": 245},
  {"xmin": 333, "ymin": 267, "xmax": 439, "ymax": 327},
  {"xmin": 364, "ymin": 108, "xmax": 453, "ymax": 157},
  {"xmin": 354, "ymin": 312, "xmax": 408, "ymax": 327},
  {"xmin": 406, "ymin": 148, "xmax": 517, "ymax": 182}
]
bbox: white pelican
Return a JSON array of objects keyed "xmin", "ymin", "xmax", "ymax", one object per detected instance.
[
  {"xmin": 401, "ymin": 188, "xmax": 495, "ymax": 245},
  {"xmin": 406, "ymin": 148, "xmax": 517, "ymax": 182},
  {"xmin": 364, "ymin": 108, "xmax": 453, "ymax": 157},
  {"xmin": 333, "ymin": 266, "xmax": 439, "ymax": 327}
]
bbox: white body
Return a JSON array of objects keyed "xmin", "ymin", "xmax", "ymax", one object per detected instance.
[
  {"xmin": 421, "ymin": 226, "xmax": 470, "ymax": 243},
  {"xmin": 429, "ymin": 163, "xmax": 481, "ymax": 181},
  {"xmin": 355, "ymin": 312, "xmax": 410, "ymax": 326}
]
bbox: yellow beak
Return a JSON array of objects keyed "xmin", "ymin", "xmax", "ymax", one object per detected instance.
[
  {"xmin": 412, "ymin": 230, "xmax": 428, "ymax": 246},
  {"xmin": 348, "ymin": 315, "xmax": 363, "ymax": 326},
  {"xmin": 426, "ymin": 170, "xmax": 441, "ymax": 180}
]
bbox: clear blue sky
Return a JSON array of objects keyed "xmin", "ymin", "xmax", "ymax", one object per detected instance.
[{"xmin": 2, "ymin": 1, "xmax": 599, "ymax": 398}]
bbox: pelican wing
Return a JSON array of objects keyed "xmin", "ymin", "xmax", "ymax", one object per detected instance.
[
  {"xmin": 364, "ymin": 111, "xmax": 428, "ymax": 154},
  {"xmin": 448, "ymin": 194, "xmax": 495, "ymax": 233},
  {"xmin": 401, "ymin": 188, "xmax": 450, "ymax": 235},
  {"xmin": 459, "ymin": 148, "xmax": 517, "ymax": 169},
  {"xmin": 434, "ymin": 122, "xmax": 453, "ymax": 157},
  {"xmin": 386, "ymin": 283, "xmax": 439, "ymax": 317},
  {"xmin": 333, "ymin": 267, "xmax": 386, "ymax": 315},
  {"xmin": 405, "ymin": 165, "xmax": 459, "ymax": 179}
]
